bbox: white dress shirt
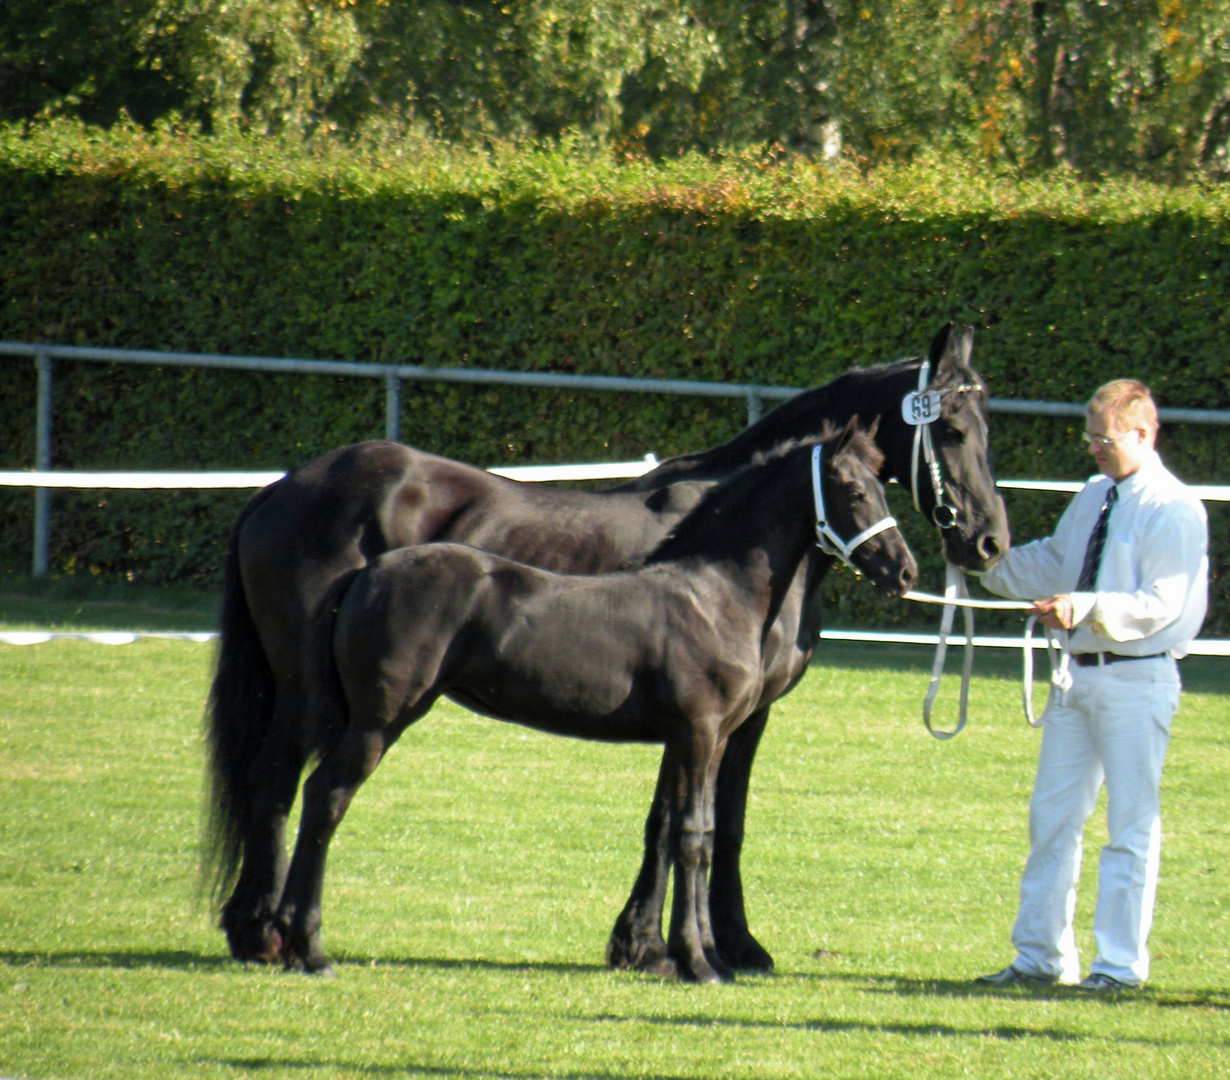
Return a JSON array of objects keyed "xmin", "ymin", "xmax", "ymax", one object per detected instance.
[{"xmin": 979, "ymin": 449, "xmax": 1208, "ymax": 658}]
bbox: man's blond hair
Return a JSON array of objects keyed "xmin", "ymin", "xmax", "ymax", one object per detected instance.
[{"xmin": 1087, "ymin": 378, "xmax": 1158, "ymax": 434}]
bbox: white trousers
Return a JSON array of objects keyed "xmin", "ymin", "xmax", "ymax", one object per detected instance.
[{"xmin": 1010, "ymin": 655, "xmax": 1180, "ymax": 985}]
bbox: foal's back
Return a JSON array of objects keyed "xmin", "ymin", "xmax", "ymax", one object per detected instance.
[{"xmin": 330, "ymin": 542, "xmax": 761, "ymax": 745}]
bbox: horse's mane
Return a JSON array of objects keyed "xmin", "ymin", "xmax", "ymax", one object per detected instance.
[{"xmin": 637, "ymin": 425, "xmax": 882, "ymax": 567}]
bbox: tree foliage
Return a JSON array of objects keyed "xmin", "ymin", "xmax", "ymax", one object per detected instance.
[{"xmin": 4, "ymin": 2, "xmax": 1230, "ymax": 175}]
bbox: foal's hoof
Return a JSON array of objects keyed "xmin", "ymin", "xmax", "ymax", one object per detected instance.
[{"xmin": 683, "ymin": 959, "xmax": 732, "ymax": 985}]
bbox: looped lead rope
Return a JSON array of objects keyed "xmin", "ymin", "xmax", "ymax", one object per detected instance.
[
  {"xmin": 920, "ymin": 564, "xmax": 973, "ymax": 740},
  {"xmin": 1021, "ymin": 617, "xmax": 1071, "ymax": 728},
  {"xmin": 902, "ymin": 565, "xmax": 1036, "ymax": 739}
]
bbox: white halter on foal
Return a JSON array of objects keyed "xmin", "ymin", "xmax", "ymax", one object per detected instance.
[{"xmin": 810, "ymin": 444, "xmax": 899, "ymax": 567}]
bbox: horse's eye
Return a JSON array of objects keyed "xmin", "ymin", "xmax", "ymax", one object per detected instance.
[{"xmin": 941, "ymin": 426, "xmax": 966, "ymax": 447}]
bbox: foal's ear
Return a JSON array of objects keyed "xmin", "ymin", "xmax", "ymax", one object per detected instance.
[{"xmin": 833, "ymin": 415, "xmax": 860, "ymax": 452}]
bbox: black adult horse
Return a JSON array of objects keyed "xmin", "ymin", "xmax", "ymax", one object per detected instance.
[
  {"xmin": 205, "ymin": 323, "xmax": 1009, "ymax": 971},
  {"xmin": 274, "ymin": 426, "xmax": 916, "ymax": 982}
]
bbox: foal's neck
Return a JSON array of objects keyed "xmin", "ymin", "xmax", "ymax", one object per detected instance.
[{"xmin": 644, "ymin": 445, "xmax": 821, "ymax": 577}]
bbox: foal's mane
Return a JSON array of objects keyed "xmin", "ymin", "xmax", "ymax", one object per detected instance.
[{"xmin": 637, "ymin": 425, "xmax": 883, "ymax": 567}]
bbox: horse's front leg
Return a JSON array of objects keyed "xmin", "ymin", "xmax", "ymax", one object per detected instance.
[
  {"xmin": 275, "ymin": 725, "xmax": 386, "ymax": 975},
  {"xmin": 709, "ymin": 706, "xmax": 775, "ymax": 972},
  {"xmin": 606, "ymin": 747, "xmax": 674, "ymax": 975},
  {"xmin": 695, "ymin": 736, "xmax": 728, "ymax": 975},
  {"xmin": 665, "ymin": 737, "xmax": 734, "ymax": 985}
]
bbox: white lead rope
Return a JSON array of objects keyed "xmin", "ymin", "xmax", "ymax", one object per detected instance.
[{"xmin": 902, "ymin": 565, "xmax": 1058, "ymax": 738}]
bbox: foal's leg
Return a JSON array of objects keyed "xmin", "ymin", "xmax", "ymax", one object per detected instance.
[
  {"xmin": 275, "ymin": 723, "xmax": 390, "ymax": 975},
  {"xmin": 665, "ymin": 737, "xmax": 733, "ymax": 985},
  {"xmin": 606, "ymin": 747, "xmax": 674, "ymax": 975},
  {"xmin": 708, "ymin": 706, "xmax": 775, "ymax": 972}
]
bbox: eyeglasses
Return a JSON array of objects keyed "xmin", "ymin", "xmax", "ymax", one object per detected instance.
[
  {"xmin": 1081, "ymin": 431, "xmax": 1135, "ymax": 447},
  {"xmin": 1082, "ymin": 432, "xmax": 1118, "ymax": 447}
]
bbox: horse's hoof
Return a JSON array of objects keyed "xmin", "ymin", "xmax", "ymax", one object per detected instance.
[
  {"xmin": 606, "ymin": 932, "xmax": 669, "ymax": 973},
  {"xmin": 282, "ymin": 953, "xmax": 334, "ymax": 977},
  {"xmin": 716, "ymin": 932, "xmax": 774, "ymax": 974},
  {"xmin": 225, "ymin": 919, "xmax": 284, "ymax": 965}
]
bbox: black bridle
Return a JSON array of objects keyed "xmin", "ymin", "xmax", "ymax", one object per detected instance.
[{"xmin": 904, "ymin": 359, "xmax": 983, "ymax": 531}]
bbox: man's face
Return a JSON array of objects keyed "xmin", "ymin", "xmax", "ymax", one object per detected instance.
[{"xmin": 1085, "ymin": 407, "xmax": 1150, "ymax": 482}]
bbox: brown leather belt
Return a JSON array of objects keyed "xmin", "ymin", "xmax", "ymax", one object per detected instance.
[{"xmin": 1072, "ymin": 651, "xmax": 1166, "ymax": 668}]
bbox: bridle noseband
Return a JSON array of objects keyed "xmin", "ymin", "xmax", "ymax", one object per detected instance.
[
  {"xmin": 902, "ymin": 359, "xmax": 982, "ymax": 530},
  {"xmin": 811, "ymin": 444, "xmax": 898, "ymax": 567}
]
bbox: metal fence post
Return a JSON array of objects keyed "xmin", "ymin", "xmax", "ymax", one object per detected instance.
[
  {"xmin": 33, "ymin": 350, "xmax": 53, "ymax": 576},
  {"xmin": 746, "ymin": 390, "xmax": 763, "ymax": 427},
  {"xmin": 385, "ymin": 371, "xmax": 401, "ymax": 442}
]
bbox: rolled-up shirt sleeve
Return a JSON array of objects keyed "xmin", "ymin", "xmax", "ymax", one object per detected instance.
[{"xmin": 977, "ymin": 492, "xmax": 1089, "ymax": 603}]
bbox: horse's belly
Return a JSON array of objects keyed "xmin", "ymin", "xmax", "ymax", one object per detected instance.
[{"xmin": 443, "ymin": 684, "xmax": 661, "ymax": 744}]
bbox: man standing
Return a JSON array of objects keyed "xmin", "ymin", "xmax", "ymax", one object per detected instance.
[{"xmin": 975, "ymin": 378, "xmax": 1208, "ymax": 992}]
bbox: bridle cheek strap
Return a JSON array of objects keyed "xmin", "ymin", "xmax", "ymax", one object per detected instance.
[
  {"xmin": 811, "ymin": 445, "xmax": 897, "ymax": 568},
  {"xmin": 906, "ymin": 358, "xmax": 961, "ymax": 530}
]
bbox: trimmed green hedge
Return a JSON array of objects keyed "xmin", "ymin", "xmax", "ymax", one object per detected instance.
[{"xmin": 1, "ymin": 123, "xmax": 1228, "ymax": 633}]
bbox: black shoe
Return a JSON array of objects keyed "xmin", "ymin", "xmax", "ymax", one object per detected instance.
[
  {"xmin": 975, "ymin": 964, "xmax": 1057, "ymax": 987},
  {"xmin": 1076, "ymin": 972, "xmax": 1137, "ymax": 993}
]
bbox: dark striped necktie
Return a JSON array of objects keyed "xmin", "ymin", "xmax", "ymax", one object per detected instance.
[{"xmin": 1076, "ymin": 484, "xmax": 1118, "ymax": 592}]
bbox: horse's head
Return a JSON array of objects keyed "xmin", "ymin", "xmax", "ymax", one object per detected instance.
[
  {"xmin": 906, "ymin": 325, "xmax": 1010, "ymax": 573},
  {"xmin": 818, "ymin": 422, "xmax": 917, "ymax": 598}
]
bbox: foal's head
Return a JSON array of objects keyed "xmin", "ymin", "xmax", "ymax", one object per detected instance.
[{"xmin": 821, "ymin": 423, "xmax": 917, "ymax": 598}]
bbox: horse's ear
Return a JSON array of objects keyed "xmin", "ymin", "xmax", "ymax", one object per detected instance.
[
  {"xmin": 933, "ymin": 323, "xmax": 975, "ymax": 376},
  {"xmin": 928, "ymin": 323, "xmax": 952, "ymax": 366}
]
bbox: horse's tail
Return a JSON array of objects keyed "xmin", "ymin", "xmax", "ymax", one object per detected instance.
[{"xmin": 200, "ymin": 483, "xmax": 279, "ymax": 908}]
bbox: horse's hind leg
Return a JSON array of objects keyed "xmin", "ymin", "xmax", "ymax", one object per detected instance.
[
  {"xmin": 219, "ymin": 712, "xmax": 306, "ymax": 964},
  {"xmin": 708, "ymin": 706, "xmax": 775, "ymax": 973},
  {"xmin": 606, "ymin": 747, "xmax": 674, "ymax": 975}
]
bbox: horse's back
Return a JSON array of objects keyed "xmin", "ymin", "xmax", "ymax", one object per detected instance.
[{"xmin": 235, "ymin": 442, "xmax": 492, "ymax": 670}]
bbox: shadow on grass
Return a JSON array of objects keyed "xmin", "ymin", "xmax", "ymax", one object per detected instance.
[
  {"xmin": 9, "ymin": 947, "xmax": 1228, "ymax": 1011},
  {"xmin": 0, "ymin": 948, "xmax": 607, "ymax": 979},
  {"xmin": 198, "ymin": 1058, "xmax": 693, "ymax": 1080},
  {"xmin": 0, "ymin": 949, "xmax": 233, "ymax": 971},
  {"xmin": 331, "ymin": 953, "xmax": 608, "ymax": 978}
]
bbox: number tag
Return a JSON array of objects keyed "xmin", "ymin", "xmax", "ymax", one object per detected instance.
[{"xmin": 902, "ymin": 390, "xmax": 942, "ymax": 426}]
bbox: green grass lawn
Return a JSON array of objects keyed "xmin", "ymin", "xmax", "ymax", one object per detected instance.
[{"xmin": 0, "ymin": 586, "xmax": 1228, "ymax": 1079}]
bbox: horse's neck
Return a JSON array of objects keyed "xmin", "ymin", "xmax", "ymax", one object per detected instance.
[
  {"xmin": 688, "ymin": 362, "xmax": 917, "ymax": 479},
  {"xmin": 610, "ymin": 360, "xmax": 919, "ymax": 494}
]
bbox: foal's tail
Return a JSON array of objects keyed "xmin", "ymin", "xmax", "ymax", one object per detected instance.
[{"xmin": 200, "ymin": 483, "xmax": 279, "ymax": 908}]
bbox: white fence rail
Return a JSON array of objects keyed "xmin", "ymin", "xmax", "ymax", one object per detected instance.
[{"xmin": 3, "ymin": 464, "xmax": 1229, "ymax": 655}]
